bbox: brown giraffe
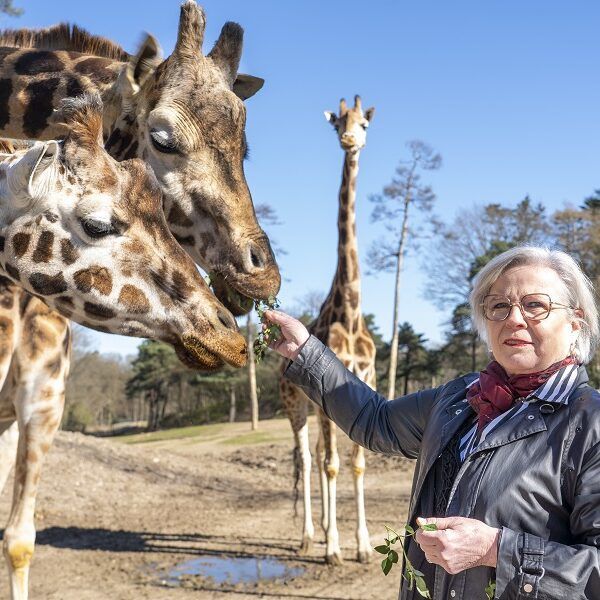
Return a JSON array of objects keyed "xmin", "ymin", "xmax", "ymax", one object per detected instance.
[
  {"xmin": 0, "ymin": 94, "xmax": 247, "ymax": 600},
  {"xmin": 0, "ymin": 0, "xmax": 280, "ymax": 315},
  {"xmin": 280, "ymin": 96, "xmax": 376, "ymax": 564}
]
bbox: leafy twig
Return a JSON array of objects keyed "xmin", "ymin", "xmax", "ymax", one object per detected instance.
[
  {"xmin": 375, "ymin": 523, "xmax": 437, "ymax": 598},
  {"xmin": 253, "ymin": 295, "xmax": 281, "ymax": 361}
]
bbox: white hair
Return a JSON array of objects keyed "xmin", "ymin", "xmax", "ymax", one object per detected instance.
[{"xmin": 469, "ymin": 246, "xmax": 599, "ymax": 364}]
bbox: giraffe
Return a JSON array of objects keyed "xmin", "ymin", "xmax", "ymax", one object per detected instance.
[
  {"xmin": 0, "ymin": 0, "xmax": 280, "ymax": 316},
  {"xmin": 280, "ymin": 96, "xmax": 376, "ymax": 564},
  {"xmin": 0, "ymin": 93, "xmax": 247, "ymax": 600}
]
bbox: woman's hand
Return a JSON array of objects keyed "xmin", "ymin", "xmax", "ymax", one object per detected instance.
[
  {"xmin": 414, "ymin": 516, "xmax": 500, "ymax": 574},
  {"xmin": 263, "ymin": 310, "xmax": 310, "ymax": 361}
]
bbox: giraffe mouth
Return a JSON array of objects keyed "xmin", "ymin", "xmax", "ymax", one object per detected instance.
[
  {"xmin": 175, "ymin": 333, "xmax": 248, "ymax": 371},
  {"xmin": 209, "ymin": 272, "xmax": 254, "ymax": 317}
]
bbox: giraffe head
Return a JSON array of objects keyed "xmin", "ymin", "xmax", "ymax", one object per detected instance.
[
  {"xmin": 324, "ymin": 95, "xmax": 375, "ymax": 153},
  {"xmin": 107, "ymin": 1, "xmax": 280, "ymax": 315},
  {"xmin": 0, "ymin": 94, "xmax": 247, "ymax": 370}
]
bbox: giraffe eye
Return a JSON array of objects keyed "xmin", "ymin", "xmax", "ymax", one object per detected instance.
[
  {"xmin": 81, "ymin": 218, "xmax": 115, "ymax": 239},
  {"xmin": 150, "ymin": 129, "xmax": 178, "ymax": 154}
]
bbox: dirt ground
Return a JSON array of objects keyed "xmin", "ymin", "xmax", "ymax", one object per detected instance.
[{"xmin": 0, "ymin": 416, "xmax": 416, "ymax": 599}]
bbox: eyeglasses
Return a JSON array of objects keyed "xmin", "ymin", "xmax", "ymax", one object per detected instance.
[{"xmin": 481, "ymin": 293, "xmax": 574, "ymax": 322}]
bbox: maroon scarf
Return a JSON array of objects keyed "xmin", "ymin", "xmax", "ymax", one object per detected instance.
[{"xmin": 466, "ymin": 357, "xmax": 577, "ymax": 433}]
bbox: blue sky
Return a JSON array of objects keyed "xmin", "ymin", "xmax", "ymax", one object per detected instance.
[{"xmin": 7, "ymin": 1, "xmax": 600, "ymax": 355}]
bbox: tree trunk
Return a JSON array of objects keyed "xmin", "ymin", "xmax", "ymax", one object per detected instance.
[
  {"xmin": 387, "ymin": 197, "xmax": 410, "ymax": 399},
  {"xmin": 229, "ymin": 385, "xmax": 236, "ymax": 423},
  {"xmin": 247, "ymin": 313, "xmax": 259, "ymax": 430}
]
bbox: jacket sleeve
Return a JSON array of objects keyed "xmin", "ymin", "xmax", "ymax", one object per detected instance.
[
  {"xmin": 283, "ymin": 335, "xmax": 442, "ymax": 458},
  {"xmin": 495, "ymin": 439, "xmax": 600, "ymax": 599}
]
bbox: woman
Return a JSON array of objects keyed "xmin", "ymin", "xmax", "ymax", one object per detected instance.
[{"xmin": 266, "ymin": 246, "xmax": 600, "ymax": 600}]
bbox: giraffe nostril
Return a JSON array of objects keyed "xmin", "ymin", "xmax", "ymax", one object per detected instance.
[
  {"xmin": 217, "ymin": 309, "xmax": 237, "ymax": 332},
  {"xmin": 249, "ymin": 244, "xmax": 266, "ymax": 270}
]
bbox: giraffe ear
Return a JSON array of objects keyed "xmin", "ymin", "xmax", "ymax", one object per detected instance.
[
  {"xmin": 232, "ymin": 74, "xmax": 264, "ymax": 100},
  {"xmin": 122, "ymin": 34, "xmax": 162, "ymax": 99},
  {"xmin": 324, "ymin": 111, "xmax": 337, "ymax": 124},
  {"xmin": 8, "ymin": 141, "xmax": 59, "ymax": 204},
  {"xmin": 365, "ymin": 107, "xmax": 375, "ymax": 122}
]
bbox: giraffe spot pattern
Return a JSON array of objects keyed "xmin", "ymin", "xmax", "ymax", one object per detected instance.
[
  {"xmin": 23, "ymin": 78, "xmax": 60, "ymax": 137},
  {"xmin": 66, "ymin": 76, "xmax": 85, "ymax": 98},
  {"xmin": 60, "ymin": 239, "xmax": 79, "ymax": 265},
  {"xmin": 173, "ymin": 233, "xmax": 195, "ymax": 247},
  {"xmin": 14, "ymin": 51, "xmax": 65, "ymax": 75},
  {"xmin": 32, "ymin": 231, "xmax": 54, "ymax": 263},
  {"xmin": 74, "ymin": 57, "xmax": 116, "ymax": 84},
  {"xmin": 5, "ymin": 263, "xmax": 20, "ymax": 282},
  {"xmin": 29, "ymin": 272, "xmax": 67, "ymax": 295},
  {"xmin": 118, "ymin": 284, "xmax": 150, "ymax": 314},
  {"xmin": 11, "ymin": 233, "xmax": 31, "ymax": 258},
  {"xmin": 168, "ymin": 205, "xmax": 194, "ymax": 228},
  {"xmin": 0, "ymin": 78, "xmax": 12, "ymax": 129},
  {"xmin": 83, "ymin": 301, "xmax": 115, "ymax": 320},
  {"xmin": 73, "ymin": 266, "xmax": 113, "ymax": 296}
]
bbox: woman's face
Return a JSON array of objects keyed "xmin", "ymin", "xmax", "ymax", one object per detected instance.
[{"xmin": 485, "ymin": 265, "xmax": 582, "ymax": 375}]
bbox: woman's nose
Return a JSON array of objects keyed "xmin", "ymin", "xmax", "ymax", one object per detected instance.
[{"xmin": 505, "ymin": 304, "xmax": 527, "ymax": 327}]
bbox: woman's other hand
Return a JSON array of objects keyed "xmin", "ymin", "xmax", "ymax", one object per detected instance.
[
  {"xmin": 263, "ymin": 310, "xmax": 310, "ymax": 361},
  {"xmin": 414, "ymin": 516, "xmax": 500, "ymax": 574}
]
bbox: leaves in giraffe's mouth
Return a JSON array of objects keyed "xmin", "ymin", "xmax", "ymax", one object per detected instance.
[{"xmin": 208, "ymin": 272, "xmax": 254, "ymax": 317}]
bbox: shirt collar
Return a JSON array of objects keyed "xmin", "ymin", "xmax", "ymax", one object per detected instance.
[{"xmin": 528, "ymin": 363, "xmax": 585, "ymax": 405}]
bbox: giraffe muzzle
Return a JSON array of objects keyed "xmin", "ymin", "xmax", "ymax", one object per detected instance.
[{"xmin": 175, "ymin": 331, "xmax": 247, "ymax": 371}]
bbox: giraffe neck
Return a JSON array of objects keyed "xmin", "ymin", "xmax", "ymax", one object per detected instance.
[
  {"xmin": 0, "ymin": 48, "xmax": 124, "ymax": 143},
  {"xmin": 333, "ymin": 149, "xmax": 361, "ymax": 292}
]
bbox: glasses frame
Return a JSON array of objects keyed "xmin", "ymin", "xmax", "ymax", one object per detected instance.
[{"xmin": 481, "ymin": 293, "xmax": 573, "ymax": 322}]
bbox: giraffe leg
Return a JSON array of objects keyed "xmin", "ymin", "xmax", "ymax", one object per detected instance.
[
  {"xmin": 3, "ymin": 307, "xmax": 70, "ymax": 600},
  {"xmin": 280, "ymin": 377, "xmax": 314, "ymax": 555},
  {"xmin": 316, "ymin": 423, "xmax": 328, "ymax": 534},
  {"xmin": 319, "ymin": 409, "xmax": 342, "ymax": 565},
  {"xmin": 351, "ymin": 442, "xmax": 372, "ymax": 562},
  {"xmin": 0, "ymin": 421, "xmax": 19, "ymax": 495}
]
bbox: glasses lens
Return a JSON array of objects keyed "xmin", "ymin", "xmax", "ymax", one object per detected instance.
[
  {"xmin": 521, "ymin": 294, "xmax": 551, "ymax": 320},
  {"xmin": 484, "ymin": 296, "xmax": 511, "ymax": 321}
]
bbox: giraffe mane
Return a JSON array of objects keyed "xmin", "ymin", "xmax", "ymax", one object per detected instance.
[{"xmin": 0, "ymin": 23, "xmax": 130, "ymax": 61}]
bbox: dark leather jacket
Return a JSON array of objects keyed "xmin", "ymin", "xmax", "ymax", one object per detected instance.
[{"xmin": 285, "ymin": 336, "xmax": 600, "ymax": 600}]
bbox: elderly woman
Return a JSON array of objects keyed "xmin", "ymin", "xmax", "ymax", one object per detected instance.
[{"xmin": 266, "ymin": 246, "xmax": 600, "ymax": 600}]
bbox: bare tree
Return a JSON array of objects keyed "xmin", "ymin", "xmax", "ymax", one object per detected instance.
[{"xmin": 368, "ymin": 140, "xmax": 441, "ymax": 398}]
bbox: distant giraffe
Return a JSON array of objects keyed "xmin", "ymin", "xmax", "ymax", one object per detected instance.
[
  {"xmin": 0, "ymin": 94, "xmax": 246, "ymax": 600},
  {"xmin": 280, "ymin": 96, "xmax": 376, "ymax": 564},
  {"xmin": 0, "ymin": 0, "xmax": 280, "ymax": 314}
]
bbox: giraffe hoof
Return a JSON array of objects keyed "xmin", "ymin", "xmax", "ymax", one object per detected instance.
[
  {"xmin": 298, "ymin": 539, "xmax": 313, "ymax": 555},
  {"xmin": 357, "ymin": 548, "xmax": 372, "ymax": 563},
  {"xmin": 326, "ymin": 552, "xmax": 344, "ymax": 566}
]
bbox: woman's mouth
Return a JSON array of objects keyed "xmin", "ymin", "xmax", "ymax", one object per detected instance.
[{"xmin": 504, "ymin": 339, "xmax": 532, "ymax": 347}]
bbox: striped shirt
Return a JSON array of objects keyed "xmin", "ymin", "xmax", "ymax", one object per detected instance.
[{"xmin": 459, "ymin": 363, "xmax": 581, "ymax": 462}]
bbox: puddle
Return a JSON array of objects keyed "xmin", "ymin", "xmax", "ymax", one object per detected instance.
[{"xmin": 160, "ymin": 555, "xmax": 304, "ymax": 586}]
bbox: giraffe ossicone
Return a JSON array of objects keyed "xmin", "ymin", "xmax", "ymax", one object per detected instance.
[{"xmin": 0, "ymin": 93, "xmax": 247, "ymax": 370}]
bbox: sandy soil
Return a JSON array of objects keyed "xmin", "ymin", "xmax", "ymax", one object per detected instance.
[{"xmin": 0, "ymin": 416, "xmax": 416, "ymax": 599}]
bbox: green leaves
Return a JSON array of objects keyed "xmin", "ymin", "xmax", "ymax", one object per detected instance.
[
  {"xmin": 253, "ymin": 295, "xmax": 281, "ymax": 362},
  {"xmin": 377, "ymin": 522, "xmax": 436, "ymax": 596},
  {"xmin": 485, "ymin": 579, "xmax": 496, "ymax": 600}
]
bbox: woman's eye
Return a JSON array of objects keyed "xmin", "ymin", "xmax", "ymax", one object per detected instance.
[
  {"xmin": 492, "ymin": 302, "xmax": 509, "ymax": 310},
  {"xmin": 150, "ymin": 130, "xmax": 177, "ymax": 154},
  {"xmin": 82, "ymin": 219, "xmax": 115, "ymax": 239}
]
